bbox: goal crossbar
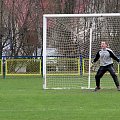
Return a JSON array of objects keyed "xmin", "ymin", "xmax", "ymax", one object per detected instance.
[{"xmin": 43, "ymin": 13, "xmax": 120, "ymax": 18}]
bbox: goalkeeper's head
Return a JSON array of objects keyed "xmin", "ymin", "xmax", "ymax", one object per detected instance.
[{"xmin": 101, "ymin": 41, "xmax": 109, "ymax": 49}]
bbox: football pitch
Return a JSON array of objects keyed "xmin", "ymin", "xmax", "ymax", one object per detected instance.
[{"xmin": 0, "ymin": 76, "xmax": 120, "ymax": 120}]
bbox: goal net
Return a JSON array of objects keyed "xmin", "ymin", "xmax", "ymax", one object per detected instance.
[{"xmin": 43, "ymin": 13, "xmax": 120, "ymax": 89}]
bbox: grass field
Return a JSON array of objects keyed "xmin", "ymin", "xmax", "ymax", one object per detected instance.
[{"xmin": 0, "ymin": 76, "xmax": 120, "ymax": 120}]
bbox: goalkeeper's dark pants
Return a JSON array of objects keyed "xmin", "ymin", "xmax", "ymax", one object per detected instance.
[{"xmin": 95, "ymin": 64, "xmax": 120, "ymax": 88}]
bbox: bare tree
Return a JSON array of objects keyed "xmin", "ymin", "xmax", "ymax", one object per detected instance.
[
  {"xmin": 2, "ymin": 0, "xmax": 120, "ymax": 58},
  {"xmin": 0, "ymin": 0, "xmax": 3, "ymax": 58}
]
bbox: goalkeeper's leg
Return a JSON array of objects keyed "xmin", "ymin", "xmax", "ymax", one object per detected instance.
[
  {"xmin": 108, "ymin": 64, "xmax": 120, "ymax": 91},
  {"xmin": 95, "ymin": 66, "xmax": 106, "ymax": 91}
]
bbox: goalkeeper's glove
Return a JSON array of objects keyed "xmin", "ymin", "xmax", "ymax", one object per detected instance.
[
  {"xmin": 90, "ymin": 61, "xmax": 94, "ymax": 68},
  {"xmin": 119, "ymin": 59, "xmax": 120, "ymax": 64}
]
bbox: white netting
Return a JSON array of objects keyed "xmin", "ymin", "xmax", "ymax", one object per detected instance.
[{"xmin": 43, "ymin": 14, "xmax": 120, "ymax": 89}]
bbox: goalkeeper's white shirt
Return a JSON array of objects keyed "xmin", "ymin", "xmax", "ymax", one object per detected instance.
[{"xmin": 93, "ymin": 48, "xmax": 119, "ymax": 66}]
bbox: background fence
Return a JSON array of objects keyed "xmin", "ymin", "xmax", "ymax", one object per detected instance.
[
  {"xmin": 0, "ymin": 56, "xmax": 119, "ymax": 79},
  {"xmin": 1, "ymin": 56, "xmax": 42, "ymax": 79}
]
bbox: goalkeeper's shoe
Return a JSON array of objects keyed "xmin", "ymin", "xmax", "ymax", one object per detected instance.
[
  {"xmin": 117, "ymin": 86, "xmax": 120, "ymax": 91},
  {"xmin": 94, "ymin": 87, "xmax": 101, "ymax": 92}
]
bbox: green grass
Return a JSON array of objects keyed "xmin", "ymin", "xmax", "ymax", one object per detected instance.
[{"xmin": 0, "ymin": 76, "xmax": 120, "ymax": 120}]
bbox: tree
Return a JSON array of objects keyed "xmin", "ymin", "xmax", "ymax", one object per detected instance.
[
  {"xmin": 2, "ymin": 0, "xmax": 120, "ymax": 57},
  {"xmin": 0, "ymin": 0, "xmax": 3, "ymax": 58}
]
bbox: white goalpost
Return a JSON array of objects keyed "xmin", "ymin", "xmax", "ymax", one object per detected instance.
[{"xmin": 43, "ymin": 13, "xmax": 120, "ymax": 89}]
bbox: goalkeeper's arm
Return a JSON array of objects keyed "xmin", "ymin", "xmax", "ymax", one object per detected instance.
[
  {"xmin": 91, "ymin": 51, "xmax": 100, "ymax": 68},
  {"xmin": 92, "ymin": 51, "xmax": 100, "ymax": 63},
  {"xmin": 108, "ymin": 50, "xmax": 120, "ymax": 63}
]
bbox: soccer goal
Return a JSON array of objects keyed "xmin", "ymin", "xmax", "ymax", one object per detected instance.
[{"xmin": 43, "ymin": 13, "xmax": 120, "ymax": 89}]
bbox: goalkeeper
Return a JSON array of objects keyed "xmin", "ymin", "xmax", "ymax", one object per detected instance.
[{"xmin": 92, "ymin": 41, "xmax": 120, "ymax": 91}]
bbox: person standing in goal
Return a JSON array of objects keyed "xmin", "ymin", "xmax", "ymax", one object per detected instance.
[{"xmin": 92, "ymin": 41, "xmax": 120, "ymax": 91}]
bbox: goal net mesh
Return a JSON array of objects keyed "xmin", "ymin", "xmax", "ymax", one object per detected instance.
[{"xmin": 43, "ymin": 15, "xmax": 120, "ymax": 89}]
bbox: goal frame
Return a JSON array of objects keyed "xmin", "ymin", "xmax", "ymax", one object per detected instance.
[{"xmin": 43, "ymin": 13, "xmax": 120, "ymax": 89}]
